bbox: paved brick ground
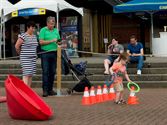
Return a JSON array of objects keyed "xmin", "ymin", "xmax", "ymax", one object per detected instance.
[{"xmin": 1, "ymin": 88, "xmax": 167, "ymax": 125}]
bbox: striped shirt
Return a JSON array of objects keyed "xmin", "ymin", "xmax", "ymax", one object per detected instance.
[
  {"xmin": 18, "ymin": 33, "xmax": 38, "ymax": 76},
  {"xmin": 19, "ymin": 33, "xmax": 38, "ymax": 57}
]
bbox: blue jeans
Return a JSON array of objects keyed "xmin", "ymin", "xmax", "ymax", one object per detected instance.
[
  {"xmin": 41, "ymin": 51, "xmax": 57, "ymax": 92},
  {"xmin": 129, "ymin": 56, "xmax": 143, "ymax": 70}
]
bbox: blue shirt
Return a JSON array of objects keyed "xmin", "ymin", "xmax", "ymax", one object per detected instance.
[{"xmin": 127, "ymin": 42, "xmax": 143, "ymax": 54}]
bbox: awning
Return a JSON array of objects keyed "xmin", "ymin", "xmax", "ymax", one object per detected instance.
[
  {"xmin": 113, "ymin": 0, "xmax": 167, "ymax": 13},
  {"xmin": 113, "ymin": 0, "xmax": 167, "ymax": 54}
]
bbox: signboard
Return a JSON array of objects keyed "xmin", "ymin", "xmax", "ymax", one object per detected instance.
[
  {"xmin": 103, "ymin": 38, "xmax": 108, "ymax": 44},
  {"xmin": 60, "ymin": 16, "xmax": 78, "ymax": 57},
  {"xmin": 12, "ymin": 8, "xmax": 46, "ymax": 17}
]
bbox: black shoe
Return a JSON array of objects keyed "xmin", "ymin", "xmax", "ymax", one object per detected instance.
[
  {"xmin": 43, "ymin": 91, "xmax": 48, "ymax": 97},
  {"xmin": 48, "ymin": 90, "xmax": 57, "ymax": 96}
]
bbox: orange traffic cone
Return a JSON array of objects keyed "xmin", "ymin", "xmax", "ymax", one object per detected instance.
[
  {"xmin": 127, "ymin": 86, "xmax": 139, "ymax": 105},
  {"xmin": 108, "ymin": 84, "xmax": 116, "ymax": 101},
  {"xmin": 82, "ymin": 87, "xmax": 91, "ymax": 105},
  {"xmin": 96, "ymin": 85, "xmax": 103, "ymax": 103},
  {"xmin": 90, "ymin": 86, "xmax": 96, "ymax": 104},
  {"xmin": 0, "ymin": 89, "xmax": 6, "ymax": 103},
  {"xmin": 102, "ymin": 85, "xmax": 109, "ymax": 101}
]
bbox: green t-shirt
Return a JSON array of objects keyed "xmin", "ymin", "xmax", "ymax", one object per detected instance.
[{"xmin": 39, "ymin": 27, "xmax": 60, "ymax": 51}]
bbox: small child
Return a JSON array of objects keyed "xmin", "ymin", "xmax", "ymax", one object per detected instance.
[{"xmin": 109, "ymin": 52, "xmax": 131, "ymax": 104}]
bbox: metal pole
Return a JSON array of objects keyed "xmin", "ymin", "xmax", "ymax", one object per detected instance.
[
  {"xmin": 3, "ymin": 13, "xmax": 5, "ymax": 59},
  {"xmin": 150, "ymin": 13, "xmax": 154, "ymax": 54},
  {"xmin": 0, "ymin": 9, "xmax": 2, "ymax": 59}
]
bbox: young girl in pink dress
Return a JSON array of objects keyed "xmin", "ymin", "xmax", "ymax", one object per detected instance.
[{"xmin": 110, "ymin": 52, "xmax": 132, "ymax": 104}]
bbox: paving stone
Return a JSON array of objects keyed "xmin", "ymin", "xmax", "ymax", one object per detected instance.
[{"xmin": 1, "ymin": 88, "xmax": 167, "ymax": 125}]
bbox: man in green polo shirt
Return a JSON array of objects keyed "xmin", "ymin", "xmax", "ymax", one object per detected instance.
[{"xmin": 39, "ymin": 16, "xmax": 61, "ymax": 97}]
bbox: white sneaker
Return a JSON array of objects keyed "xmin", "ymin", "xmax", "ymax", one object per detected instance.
[{"xmin": 137, "ymin": 70, "xmax": 141, "ymax": 75}]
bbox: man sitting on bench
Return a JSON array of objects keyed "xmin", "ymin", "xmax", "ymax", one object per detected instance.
[{"xmin": 127, "ymin": 35, "xmax": 144, "ymax": 75}]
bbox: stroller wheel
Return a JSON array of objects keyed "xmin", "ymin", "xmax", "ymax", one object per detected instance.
[{"xmin": 66, "ymin": 88, "xmax": 73, "ymax": 95}]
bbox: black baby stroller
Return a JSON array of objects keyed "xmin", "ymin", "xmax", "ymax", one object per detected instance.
[{"xmin": 61, "ymin": 50, "xmax": 92, "ymax": 94}]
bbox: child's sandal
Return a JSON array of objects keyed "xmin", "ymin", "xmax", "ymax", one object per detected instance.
[
  {"xmin": 120, "ymin": 100, "xmax": 127, "ymax": 104},
  {"xmin": 114, "ymin": 101, "xmax": 121, "ymax": 104}
]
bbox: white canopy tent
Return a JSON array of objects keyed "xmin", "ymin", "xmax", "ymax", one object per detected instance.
[
  {"xmin": 13, "ymin": 0, "xmax": 83, "ymax": 15},
  {"xmin": 13, "ymin": 0, "xmax": 83, "ymax": 29},
  {"xmin": 1, "ymin": 0, "xmax": 83, "ymax": 19},
  {"xmin": 0, "ymin": 0, "xmax": 15, "ymax": 17},
  {"xmin": 0, "ymin": 0, "xmax": 83, "ymax": 59}
]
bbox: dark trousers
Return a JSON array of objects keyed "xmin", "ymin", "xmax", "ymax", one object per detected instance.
[
  {"xmin": 129, "ymin": 56, "xmax": 144, "ymax": 70},
  {"xmin": 41, "ymin": 51, "xmax": 57, "ymax": 92}
]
